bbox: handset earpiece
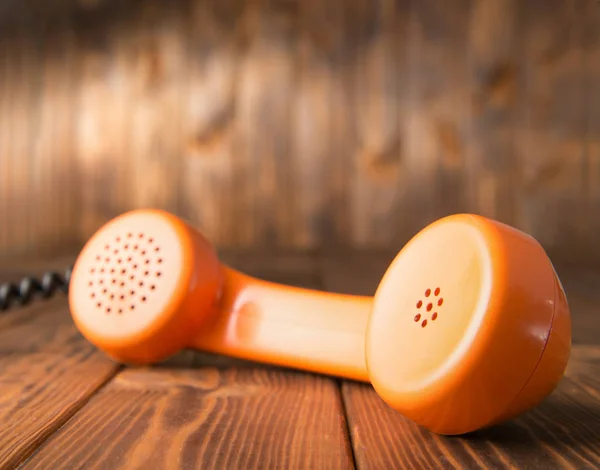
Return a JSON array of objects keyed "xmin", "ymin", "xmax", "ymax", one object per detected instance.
[{"xmin": 69, "ymin": 209, "xmax": 571, "ymax": 436}]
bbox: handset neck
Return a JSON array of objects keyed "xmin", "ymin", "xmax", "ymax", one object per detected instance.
[{"xmin": 190, "ymin": 266, "xmax": 372, "ymax": 382}]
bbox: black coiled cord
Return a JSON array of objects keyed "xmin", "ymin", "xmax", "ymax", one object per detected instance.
[{"xmin": 0, "ymin": 267, "xmax": 72, "ymax": 311}]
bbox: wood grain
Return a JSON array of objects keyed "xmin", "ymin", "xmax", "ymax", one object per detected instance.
[
  {"xmin": 291, "ymin": 0, "xmax": 342, "ymax": 248},
  {"xmin": 341, "ymin": 347, "xmax": 600, "ymax": 470},
  {"xmin": 1, "ymin": 0, "xmax": 600, "ymax": 261},
  {"xmin": 230, "ymin": 0, "xmax": 297, "ymax": 248},
  {"xmin": 410, "ymin": 0, "xmax": 472, "ymax": 222},
  {"xmin": 584, "ymin": 0, "xmax": 600, "ymax": 248},
  {"xmin": 516, "ymin": 0, "xmax": 589, "ymax": 253},
  {"xmin": 74, "ymin": 1, "xmax": 129, "ymax": 240},
  {"xmin": 0, "ymin": 298, "xmax": 118, "ymax": 469},
  {"xmin": 121, "ymin": 0, "xmax": 185, "ymax": 214},
  {"xmin": 181, "ymin": 0, "xmax": 243, "ymax": 246},
  {"xmin": 465, "ymin": 0, "xmax": 521, "ymax": 226},
  {"xmin": 347, "ymin": 0, "xmax": 407, "ymax": 247},
  {"xmin": 21, "ymin": 366, "xmax": 354, "ymax": 470}
]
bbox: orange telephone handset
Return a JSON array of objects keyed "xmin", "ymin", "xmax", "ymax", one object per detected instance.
[{"xmin": 69, "ymin": 209, "xmax": 571, "ymax": 435}]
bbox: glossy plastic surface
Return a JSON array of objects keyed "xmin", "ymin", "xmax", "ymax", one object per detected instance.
[
  {"xmin": 69, "ymin": 209, "xmax": 571, "ymax": 435},
  {"xmin": 366, "ymin": 214, "xmax": 571, "ymax": 434}
]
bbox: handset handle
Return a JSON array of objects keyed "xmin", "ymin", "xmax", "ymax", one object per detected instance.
[{"xmin": 191, "ymin": 267, "xmax": 372, "ymax": 382}]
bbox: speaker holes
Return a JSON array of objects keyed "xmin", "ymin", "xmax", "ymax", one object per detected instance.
[
  {"xmin": 414, "ymin": 286, "xmax": 443, "ymax": 327},
  {"xmin": 88, "ymin": 231, "xmax": 166, "ymax": 317}
]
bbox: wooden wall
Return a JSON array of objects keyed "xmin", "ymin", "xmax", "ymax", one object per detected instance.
[{"xmin": 0, "ymin": 0, "xmax": 599, "ymax": 261}]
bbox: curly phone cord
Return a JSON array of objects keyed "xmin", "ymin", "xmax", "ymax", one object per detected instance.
[{"xmin": 0, "ymin": 267, "xmax": 72, "ymax": 311}]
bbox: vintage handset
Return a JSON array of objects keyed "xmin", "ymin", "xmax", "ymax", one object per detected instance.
[{"xmin": 1, "ymin": 208, "xmax": 572, "ymax": 436}]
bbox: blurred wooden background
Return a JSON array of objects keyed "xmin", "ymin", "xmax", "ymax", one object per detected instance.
[{"xmin": 0, "ymin": 0, "xmax": 599, "ymax": 262}]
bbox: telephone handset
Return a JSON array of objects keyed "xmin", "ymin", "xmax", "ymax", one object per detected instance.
[{"xmin": 1, "ymin": 209, "xmax": 572, "ymax": 436}]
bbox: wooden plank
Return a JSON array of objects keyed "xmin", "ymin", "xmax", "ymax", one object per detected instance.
[
  {"xmin": 181, "ymin": 0, "xmax": 243, "ymax": 246},
  {"xmin": 21, "ymin": 367, "xmax": 355, "ymax": 470},
  {"xmin": 341, "ymin": 346, "xmax": 600, "ymax": 470},
  {"xmin": 346, "ymin": 0, "xmax": 408, "ymax": 247},
  {"xmin": 556, "ymin": 267, "xmax": 600, "ymax": 346},
  {"xmin": 515, "ymin": 0, "xmax": 588, "ymax": 253},
  {"xmin": 74, "ymin": 1, "xmax": 131, "ymax": 241},
  {"xmin": 320, "ymin": 252, "xmax": 394, "ymax": 295},
  {"xmin": 407, "ymin": 0, "xmax": 473, "ymax": 224},
  {"xmin": 0, "ymin": 25, "xmax": 40, "ymax": 256},
  {"xmin": 230, "ymin": 0, "xmax": 297, "ymax": 248},
  {"xmin": 465, "ymin": 0, "xmax": 521, "ymax": 226},
  {"xmin": 0, "ymin": 299, "xmax": 119, "ymax": 469},
  {"xmin": 220, "ymin": 249, "xmax": 321, "ymax": 289},
  {"xmin": 585, "ymin": 0, "xmax": 600, "ymax": 249},
  {"xmin": 291, "ymin": 0, "xmax": 345, "ymax": 248},
  {"xmin": 118, "ymin": 0, "xmax": 185, "ymax": 213},
  {"xmin": 30, "ymin": 10, "xmax": 79, "ymax": 255},
  {"xmin": 320, "ymin": 0, "xmax": 353, "ymax": 249}
]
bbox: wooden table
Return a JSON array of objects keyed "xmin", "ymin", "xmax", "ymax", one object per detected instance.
[{"xmin": 1, "ymin": 252, "xmax": 600, "ymax": 469}]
